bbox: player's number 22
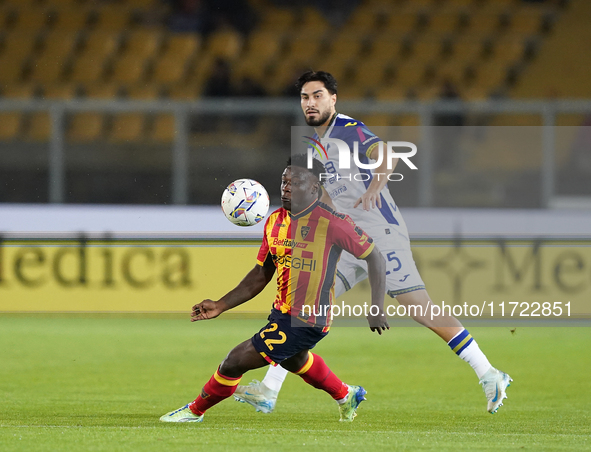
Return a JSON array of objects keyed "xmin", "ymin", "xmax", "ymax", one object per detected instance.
[{"xmin": 260, "ymin": 323, "xmax": 287, "ymax": 350}]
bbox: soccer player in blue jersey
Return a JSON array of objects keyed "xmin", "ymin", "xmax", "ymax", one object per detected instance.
[{"xmin": 234, "ymin": 71, "xmax": 512, "ymax": 414}]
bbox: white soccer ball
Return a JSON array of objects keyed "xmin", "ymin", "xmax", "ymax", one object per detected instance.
[{"xmin": 221, "ymin": 179, "xmax": 270, "ymax": 226}]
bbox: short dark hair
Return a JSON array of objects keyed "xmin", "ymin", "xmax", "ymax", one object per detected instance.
[
  {"xmin": 287, "ymin": 154, "xmax": 325, "ymax": 182},
  {"xmin": 295, "ymin": 71, "xmax": 337, "ymax": 95}
]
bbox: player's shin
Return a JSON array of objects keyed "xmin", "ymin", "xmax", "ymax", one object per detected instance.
[
  {"xmin": 189, "ymin": 367, "xmax": 242, "ymax": 415},
  {"xmin": 293, "ymin": 352, "xmax": 349, "ymax": 401}
]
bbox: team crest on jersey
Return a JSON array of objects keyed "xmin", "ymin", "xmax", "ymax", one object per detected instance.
[{"xmin": 300, "ymin": 226, "xmax": 311, "ymax": 240}]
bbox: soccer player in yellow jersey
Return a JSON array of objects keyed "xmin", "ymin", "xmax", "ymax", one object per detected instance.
[{"xmin": 160, "ymin": 155, "xmax": 387, "ymax": 423}]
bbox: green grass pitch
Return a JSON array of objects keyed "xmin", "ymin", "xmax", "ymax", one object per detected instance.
[{"xmin": 1, "ymin": 315, "xmax": 589, "ymax": 451}]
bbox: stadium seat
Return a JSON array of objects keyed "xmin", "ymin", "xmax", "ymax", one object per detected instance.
[
  {"xmin": 122, "ymin": 30, "xmax": 162, "ymax": 59},
  {"xmin": 393, "ymin": 58, "xmax": 428, "ymax": 88},
  {"xmin": 431, "ymin": 59, "xmax": 469, "ymax": 85},
  {"xmin": 1, "ymin": 84, "xmax": 36, "ymax": 98},
  {"xmin": 204, "ymin": 27, "xmax": 243, "ymax": 61},
  {"xmin": 68, "ymin": 31, "xmax": 120, "ymax": 83},
  {"xmin": 242, "ymin": 30, "xmax": 282, "ymax": 66},
  {"xmin": 257, "ymin": 7, "xmax": 295, "ymax": 33},
  {"xmin": 126, "ymin": 84, "xmax": 161, "ymax": 99},
  {"xmin": 28, "ymin": 31, "xmax": 79, "ymax": 83},
  {"xmin": 471, "ymin": 60, "xmax": 510, "ymax": 90},
  {"xmin": 352, "ymin": 59, "xmax": 391, "ymax": 89},
  {"xmin": 317, "ymin": 54, "xmax": 351, "ymax": 85},
  {"xmin": 25, "ymin": 112, "xmax": 51, "ymax": 142},
  {"xmin": 84, "ymin": 83, "xmax": 120, "ymax": 99},
  {"xmin": 297, "ymin": 6, "xmax": 329, "ymax": 35},
  {"xmin": 285, "ymin": 34, "xmax": 325, "ymax": 63},
  {"xmin": 0, "ymin": 112, "xmax": 22, "ymax": 140},
  {"xmin": 51, "ymin": 8, "xmax": 91, "ymax": 31},
  {"xmin": 93, "ymin": 6, "xmax": 132, "ymax": 31},
  {"xmin": 341, "ymin": 7, "xmax": 378, "ymax": 34},
  {"xmin": 43, "ymin": 84, "xmax": 77, "ymax": 99},
  {"xmin": 464, "ymin": 10, "xmax": 503, "ymax": 35},
  {"xmin": 151, "ymin": 113, "xmax": 175, "ymax": 143},
  {"xmin": 152, "ymin": 55, "xmax": 190, "ymax": 86},
  {"xmin": 382, "ymin": 12, "xmax": 419, "ymax": 34},
  {"xmin": 366, "ymin": 34, "xmax": 406, "ymax": 62},
  {"xmin": 409, "ymin": 37, "xmax": 446, "ymax": 62},
  {"xmin": 10, "ymin": 7, "xmax": 50, "ymax": 31},
  {"xmin": 108, "ymin": 55, "xmax": 149, "ymax": 85},
  {"xmin": 375, "ymin": 85, "xmax": 408, "ymax": 101},
  {"xmin": 163, "ymin": 33, "xmax": 200, "ymax": 60},
  {"xmin": 109, "ymin": 113, "xmax": 146, "ymax": 142},
  {"xmin": 506, "ymin": 7, "xmax": 546, "ymax": 35},
  {"xmin": 327, "ymin": 31, "xmax": 366, "ymax": 60},
  {"xmin": 425, "ymin": 12, "xmax": 462, "ymax": 34},
  {"xmin": 489, "ymin": 36, "xmax": 527, "ymax": 64},
  {"xmin": 450, "ymin": 36, "xmax": 486, "ymax": 62},
  {"xmin": 68, "ymin": 112, "xmax": 105, "ymax": 142}
]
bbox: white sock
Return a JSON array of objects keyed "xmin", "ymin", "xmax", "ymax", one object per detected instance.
[
  {"xmin": 458, "ymin": 341, "xmax": 492, "ymax": 379},
  {"xmin": 448, "ymin": 328, "xmax": 492, "ymax": 379},
  {"xmin": 262, "ymin": 365, "xmax": 289, "ymax": 393}
]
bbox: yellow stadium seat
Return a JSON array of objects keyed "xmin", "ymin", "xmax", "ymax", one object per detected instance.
[
  {"xmin": 464, "ymin": 11, "xmax": 502, "ymax": 35},
  {"xmin": 1, "ymin": 84, "xmax": 36, "ymax": 98},
  {"xmin": 68, "ymin": 112, "xmax": 105, "ymax": 142},
  {"xmin": 123, "ymin": 30, "xmax": 162, "ymax": 59},
  {"xmin": 0, "ymin": 57, "xmax": 25, "ymax": 83},
  {"xmin": 25, "ymin": 112, "xmax": 51, "ymax": 142},
  {"xmin": 151, "ymin": 113, "xmax": 175, "ymax": 143},
  {"xmin": 445, "ymin": 0, "xmax": 477, "ymax": 7},
  {"xmin": 450, "ymin": 36, "xmax": 485, "ymax": 62},
  {"xmin": 204, "ymin": 28, "xmax": 243, "ymax": 60},
  {"xmin": 152, "ymin": 55, "xmax": 190, "ymax": 85},
  {"xmin": 432, "ymin": 59, "xmax": 469, "ymax": 85},
  {"xmin": 507, "ymin": 8, "xmax": 546, "ymax": 35},
  {"xmin": 29, "ymin": 31, "xmax": 78, "ymax": 83},
  {"xmin": 232, "ymin": 58, "xmax": 267, "ymax": 84},
  {"xmin": 164, "ymin": 34, "xmax": 200, "ymax": 60},
  {"xmin": 11, "ymin": 7, "xmax": 50, "ymax": 31},
  {"xmin": 366, "ymin": 34, "xmax": 406, "ymax": 61},
  {"xmin": 426, "ymin": 12, "xmax": 462, "ymax": 34},
  {"xmin": 51, "ymin": 8, "xmax": 91, "ymax": 31},
  {"xmin": 109, "ymin": 113, "xmax": 145, "ymax": 142},
  {"xmin": 317, "ymin": 55, "xmax": 351, "ymax": 84},
  {"xmin": 244, "ymin": 30, "xmax": 282, "ymax": 64},
  {"xmin": 327, "ymin": 32, "xmax": 366, "ymax": 60},
  {"xmin": 126, "ymin": 84, "xmax": 160, "ymax": 99},
  {"xmin": 93, "ymin": 6, "xmax": 132, "ymax": 31},
  {"xmin": 0, "ymin": 31, "xmax": 37, "ymax": 58},
  {"xmin": 342, "ymin": 7, "xmax": 378, "ymax": 34},
  {"xmin": 362, "ymin": 113, "xmax": 397, "ymax": 127},
  {"xmin": 108, "ymin": 55, "xmax": 149, "ymax": 84},
  {"xmin": 68, "ymin": 54, "xmax": 107, "ymax": 84},
  {"xmin": 297, "ymin": 7, "xmax": 329, "ymax": 35},
  {"xmin": 167, "ymin": 83, "xmax": 201, "ymax": 100},
  {"xmin": 352, "ymin": 59, "xmax": 391, "ymax": 89},
  {"xmin": 394, "ymin": 59, "xmax": 428, "ymax": 87},
  {"xmin": 375, "ymin": 85, "xmax": 408, "ymax": 101},
  {"xmin": 81, "ymin": 31, "xmax": 121, "ymax": 59},
  {"xmin": 43, "ymin": 84, "xmax": 77, "ymax": 99},
  {"xmin": 286, "ymin": 34, "xmax": 325, "ymax": 62},
  {"xmin": 383, "ymin": 12, "xmax": 419, "ymax": 34},
  {"xmin": 490, "ymin": 36, "xmax": 526, "ymax": 64},
  {"xmin": 410, "ymin": 37, "xmax": 445, "ymax": 62},
  {"xmin": 0, "ymin": 113, "xmax": 22, "ymax": 140},
  {"xmin": 471, "ymin": 60, "xmax": 509, "ymax": 89},
  {"xmin": 258, "ymin": 7, "xmax": 295, "ymax": 32},
  {"xmin": 85, "ymin": 84, "xmax": 120, "ymax": 99}
]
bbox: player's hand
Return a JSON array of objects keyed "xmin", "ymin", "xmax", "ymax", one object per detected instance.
[
  {"xmin": 354, "ymin": 189, "xmax": 382, "ymax": 211},
  {"xmin": 191, "ymin": 299, "xmax": 224, "ymax": 322},
  {"xmin": 367, "ymin": 310, "xmax": 390, "ymax": 335}
]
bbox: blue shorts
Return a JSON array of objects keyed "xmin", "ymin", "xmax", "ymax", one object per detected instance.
[{"xmin": 251, "ymin": 309, "xmax": 328, "ymax": 365}]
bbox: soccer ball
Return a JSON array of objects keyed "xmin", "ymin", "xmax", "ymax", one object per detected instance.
[{"xmin": 221, "ymin": 179, "xmax": 270, "ymax": 226}]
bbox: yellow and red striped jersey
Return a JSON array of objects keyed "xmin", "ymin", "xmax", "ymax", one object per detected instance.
[{"xmin": 256, "ymin": 200, "xmax": 375, "ymax": 328}]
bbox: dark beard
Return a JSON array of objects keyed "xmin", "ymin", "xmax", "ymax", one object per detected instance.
[{"xmin": 305, "ymin": 110, "xmax": 332, "ymax": 127}]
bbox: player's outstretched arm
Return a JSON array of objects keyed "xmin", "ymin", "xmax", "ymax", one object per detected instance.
[
  {"xmin": 363, "ymin": 246, "xmax": 390, "ymax": 334},
  {"xmin": 191, "ymin": 263, "xmax": 275, "ymax": 322}
]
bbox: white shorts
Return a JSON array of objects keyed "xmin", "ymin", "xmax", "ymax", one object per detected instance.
[{"xmin": 335, "ymin": 238, "xmax": 425, "ymax": 299}]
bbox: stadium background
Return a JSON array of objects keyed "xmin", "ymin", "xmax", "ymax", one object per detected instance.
[{"xmin": 1, "ymin": 0, "xmax": 590, "ymax": 315}]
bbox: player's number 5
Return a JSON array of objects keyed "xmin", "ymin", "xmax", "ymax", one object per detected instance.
[{"xmin": 260, "ymin": 323, "xmax": 287, "ymax": 350}]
